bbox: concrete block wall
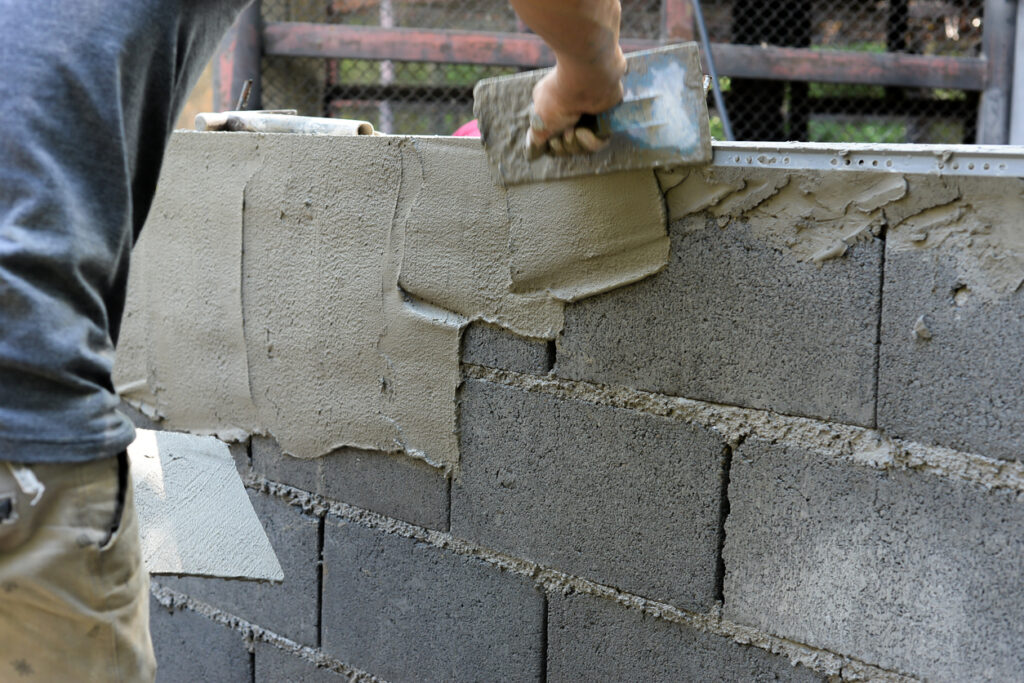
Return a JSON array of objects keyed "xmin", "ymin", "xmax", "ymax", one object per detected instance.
[{"xmin": 126, "ymin": 135, "xmax": 1024, "ymax": 682}]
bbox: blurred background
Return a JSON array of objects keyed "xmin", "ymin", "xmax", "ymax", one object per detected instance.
[{"xmin": 184, "ymin": 0, "xmax": 1011, "ymax": 145}]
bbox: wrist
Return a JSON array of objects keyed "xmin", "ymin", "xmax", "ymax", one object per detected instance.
[{"xmin": 552, "ymin": 48, "xmax": 627, "ymax": 113}]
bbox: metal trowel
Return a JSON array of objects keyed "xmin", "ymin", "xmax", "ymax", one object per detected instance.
[{"xmin": 474, "ymin": 43, "xmax": 712, "ymax": 186}]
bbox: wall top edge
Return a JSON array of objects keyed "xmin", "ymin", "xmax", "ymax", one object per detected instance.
[{"xmin": 172, "ymin": 130, "xmax": 1024, "ymax": 178}]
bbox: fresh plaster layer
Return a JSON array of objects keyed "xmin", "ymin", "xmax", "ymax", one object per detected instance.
[
  {"xmin": 238, "ymin": 135, "xmax": 458, "ymax": 463},
  {"xmin": 116, "ymin": 133, "xmax": 669, "ymax": 467},
  {"xmin": 395, "ymin": 138, "xmax": 564, "ymax": 339},
  {"xmin": 395, "ymin": 137, "xmax": 667, "ymax": 339},
  {"xmin": 506, "ymin": 171, "xmax": 668, "ymax": 301},
  {"xmin": 114, "ymin": 134, "xmax": 263, "ymax": 441}
]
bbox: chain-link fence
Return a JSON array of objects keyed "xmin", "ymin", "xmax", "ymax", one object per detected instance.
[{"xmin": 261, "ymin": 0, "xmax": 986, "ymax": 143}]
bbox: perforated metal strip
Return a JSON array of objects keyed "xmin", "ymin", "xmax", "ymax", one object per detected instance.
[{"xmin": 712, "ymin": 141, "xmax": 1024, "ymax": 178}]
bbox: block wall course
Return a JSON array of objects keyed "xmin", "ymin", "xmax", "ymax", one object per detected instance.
[
  {"xmin": 723, "ymin": 436, "xmax": 1024, "ymax": 681},
  {"xmin": 321, "ymin": 517, "xmax": 545, "ymax": 682},
  {"xmin": 878, "ymin": 244, "xmax": 1024, "ymax": 462},
  {"xmin": 157, "ymin": 489, "xmax": 320, "ymax": 646},
  {"xmin": 452, "ymin": 378, "xmax": 726, "ymax": 611},
  {"xmin": 556, "ymin": 215, "xmax": 882, "ymax": 428},
  {"xmin": 548, "ymin": 591, "xmax": 825, "ymax": 682},
  {"xmin": 251, "ymin": 435, "xmax": 450, "ymax": 530},
  {"xmin": 461, "ymin": 321, "xmax": 552, "ymax": 375},
  {"xmin": 254, "ymin": 642, "xmax": 350, "ymax": 682},
  {"xmin": 150, "ymin": 596, "xmax": 252, "ymax": 683}
]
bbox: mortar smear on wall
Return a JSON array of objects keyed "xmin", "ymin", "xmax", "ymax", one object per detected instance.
[
  {"xmin": 887, "ymin": 176, "xmax": 1024, "ymax": 300},
  {"xmin": 115, "ymin": 134, "xmax": 669, "ymax": 468},
  {"xmin": 660, "ymin": 166, "xmax": 1024, "ymax": 300}
]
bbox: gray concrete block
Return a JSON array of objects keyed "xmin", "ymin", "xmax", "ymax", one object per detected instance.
[
  {"xmin": 549, "ymin": 591, "xmax": 824, "ymax": 682},
  {"xmin": 452, "ymin": 379, "xmax": 726, "ymax": 610},
  {"xmin": 158, "ymin": 490, "xmax": 320, "ymax": 645},
  {"xmin": 254, "ymin": 642, "xmax": 348, "ymax": 682},
  {"xmin": 150, "ymin": 596, "xmax": 251, "ymax": 683},
  {"xmin": 556, "ymin": 216, "xmax": 882, "ymax": 427},
  {"xmin": 878, "ymin": 246, "xmax": 1024, "ymax": 461},
  {"xmin": 321, "ymin": 518, "xmax": 544, "ymax": 682},
  {"xmin": 461, "ymin": 321, "xmax": 551, "ymax": 375},
  {"xmin": 252, "ymin": 435, "xmax": 449, "ymax": 530},
  {"xmin": 723, "ymin": 437, "xmax": 1024, "ymax": 681}
]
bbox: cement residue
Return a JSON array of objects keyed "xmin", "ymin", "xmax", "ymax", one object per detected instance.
[
  {"xmin": 888, "ymin": 176, "xmax": 1024, "ymax": 300},
  {"xmin": 150, "ymin": 582, "xmax": 380, "ymax": 683},
  {"xmin": 661, "ymin": 164, "xmax": 1023, "ymax": 299},
  {"xmin": 664, "ymin": 167, "xmax": 902, "ymax": 265},
  {"xmin": 464, "ymin": 365, "xmax": 1024, "ymax": 495},
  {"xmin": 252, "ymin": 477, "xmax": 913, "ymax": 682}
]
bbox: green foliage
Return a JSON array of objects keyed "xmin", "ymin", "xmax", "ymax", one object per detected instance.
[
  {"xmin": 808, "ymin": 119, "xmax": 906, "ymax": 143},
  {"xmin": 709, "ymin": 116, "xmax": 726, "ymax": 140}
]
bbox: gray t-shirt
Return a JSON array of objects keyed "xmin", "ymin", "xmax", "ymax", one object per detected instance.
[{"xmin": 0, "ymin": 0, "xmax": 249, "ymax": 462}]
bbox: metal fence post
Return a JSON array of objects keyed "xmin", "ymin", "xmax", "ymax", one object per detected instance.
[
  {"xmin": 213, "ymin": 0, "xmax": 263, "ymax": 112},
  {"xmin": 1010, "ymin": 0, "xmax": 1024, "ymax": 142},
  {"xmin": 978, "ymin": 0, "xmax": 1017, "ymax": 143}
]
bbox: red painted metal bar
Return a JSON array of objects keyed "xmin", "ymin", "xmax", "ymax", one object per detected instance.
[
  {"xmin": 263, "ymin": 22, "xmax": 988, "ymax": 91},
  {"xmin": 663, "ymin": 0, "xmax": 695, "ymax": 41},
  {"xmin": 212, "ymin": 0, "xmax": 263, "ymax": 112},
  {"xmin": 713, "ymin": 44, "xmax": 986, "ymax": 91},
  {"xmin": 264, "ymin": 22, "xmax": 655, "ymax": 68}
]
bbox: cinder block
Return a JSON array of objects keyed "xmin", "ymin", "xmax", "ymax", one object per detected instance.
[
  {"xmin": 548, "ymin": 591, "xmax": 824, "ymax": 682},
  {"xmin": 878, "ymin": 246, "xmax": 1024, "ymax": 461},
  {"xmin": 723, "ymin": 437, "xmax": 1024, "ymax": 681},
  {"xmin": 452, "ymin": 379, "xmax": 726, "ymax": 610},
  {"xmin": 321, "ymin": 518, "xmax": 544, "ymax": 682},
  {"xmin": 254, "ymin": 642, "xmax": 348, "ymax": 682},
  {"xmin": 556, "ymin": 216, "xmax": 881, "ymax": 427},
  {"xmin": 461, "ymin": 321, "xmax": 551, "ymax": 375},
  {"xmin": 150, "ymin": 596, "xmax": 251, "ymax": 683},
  {"xmin": 158, "ymin": 489, "xmax": 320, "ymax": 645},
  {"xmin": 252, "ymin": 436, "xmax": 449, "ymax": 530}
]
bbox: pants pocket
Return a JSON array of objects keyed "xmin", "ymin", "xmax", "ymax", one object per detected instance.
[{"xmin": 98, "ymin": 452, "xmax": 129, "ymax": 551}]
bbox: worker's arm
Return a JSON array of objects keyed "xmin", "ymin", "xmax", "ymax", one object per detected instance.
[{"xmin": 509, "ymin": 0, "xmax": 626, "ymax": 153}]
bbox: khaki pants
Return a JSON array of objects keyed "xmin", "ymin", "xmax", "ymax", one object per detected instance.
[{"xmin": 0, "ymin": 454, "xmax": 155, "ymax": 682}]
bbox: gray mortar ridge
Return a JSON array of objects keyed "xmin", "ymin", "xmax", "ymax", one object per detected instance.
[
  {"xmin": 463, "ymin": 365, "xmax": 1024, "ymax": 494},
  {"xmin": 243, "ymin": 478, "xmax": 915, "ymax": 682},
  {"xmin": 150, "ymin": 582, "xmax": 380, "ymax": 683}
]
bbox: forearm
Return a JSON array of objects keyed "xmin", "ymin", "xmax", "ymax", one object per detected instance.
[{"xmin": 509, "ymin": 0, "xmax": 625, "ymax": 110}]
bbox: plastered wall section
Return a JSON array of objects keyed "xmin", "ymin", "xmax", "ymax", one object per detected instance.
[{"xmin": 114, "ymin": 132, "xmax": 667, "ymax": 469}]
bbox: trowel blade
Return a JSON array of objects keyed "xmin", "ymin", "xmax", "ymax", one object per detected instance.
[{"xmin": 474, "ymin": 43, "xmax": 712, "ymax": 186}]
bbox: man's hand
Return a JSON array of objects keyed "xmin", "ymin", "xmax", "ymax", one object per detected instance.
[{"xmin": 509, "ymin": 0, "xmax": 626, "ymax": 158}]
